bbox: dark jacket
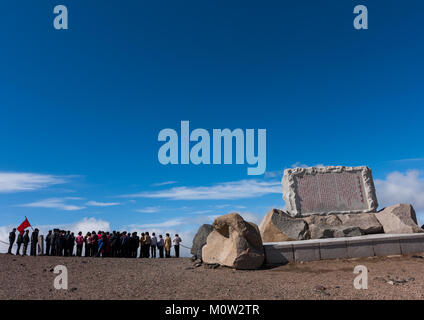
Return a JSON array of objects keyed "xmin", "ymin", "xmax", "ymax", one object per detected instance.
[
  {"xmin": 9, "ymin": 231, "xmax": 16, "ymax": 243},
  {"xmin": 31, "ymin": 231, "xmax": 38, "ymax": 244},
  {"xmin": 23, "ymin": 234, "xmax": 30, "ymax": 245},
  {"xmin": 16, "ymin": 233, "xmax": 23, "ymax": 244}
]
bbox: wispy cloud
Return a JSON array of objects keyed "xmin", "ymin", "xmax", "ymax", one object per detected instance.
[
  {"xmin": 151, "ymin": 181, "xmax": 178, "ymax": 187},
  {"xmin": 121, "ymin": 179, "xmax": 281, "ymax": 200},
  {"xmin": 0, "ymin": 172, "xmax": 66, "ymax": 193},
  {"xmin": 86, "ymin": 201, "xmax": 120, "ymax": 207},
  {"xmin": 19, "ymin": 198, "xmax": 86, "ymax": 211},
  {"xmin": 134, "ymin": 206, "xmax": 161, "ymax": 213},
  {"xmin": 128, "ymin": 218, "xmax": 185, "ymax": 229},
  {"xmin": 264, "ymin": 170, "xmax": 284, "ymax": 178}
]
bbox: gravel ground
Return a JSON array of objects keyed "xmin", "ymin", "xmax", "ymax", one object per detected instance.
[{"xmin": 1, "ymin": 253, "xmax": 423, "ymax": 300}]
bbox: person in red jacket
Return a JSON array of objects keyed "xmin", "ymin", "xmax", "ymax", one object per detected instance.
[{"xmin": 75, "ymin": 232, "xmax": 84, "ymax": 256}]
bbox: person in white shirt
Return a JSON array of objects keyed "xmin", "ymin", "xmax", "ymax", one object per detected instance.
[
  {"xmin": 150, "ymin": 232, "xmax": 157, "ymax": 258},
  {"xmin": 172, "ymin": 234, "xmax": 182, "ymax": 258}
]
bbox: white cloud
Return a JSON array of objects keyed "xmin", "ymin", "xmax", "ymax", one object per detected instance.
[
  {"xmin": 65, "ymin": 217, "xmax": 111, "ymax": 234},
  {"xmin": 190, "ymin": 209, "xmax": 214, "ymax": 215},
  {"xmin": 375, "ymin": 170, "xmax": 424, "ymax": 211},
  {"xmin": 86, "ymin": 201, "xmax": 120, "ymax": 207},
  {"xmin": 0, "ymin": 172, "xmax": 65, "ymax": 193},
  {"xmin": 121, "ymin": 179, "xmax": 281, "ymax": 200},
  {"xmin": 128, "ymin": 218, "xmax": 185, "ymax": 229},
  {"xmin": 134, "ymin": 206, "xmax": 161, "ymax": 213},
  {"xmin": 264, "ymin": 170, "xmax": 284, "ymax": 178},
  {"xmin": 151, "ymin": 181, "xmax": 178, "ymax": 187},
  {"xmin": 19, "ymin": 198, "xmax": 86, "ymax": 211}
]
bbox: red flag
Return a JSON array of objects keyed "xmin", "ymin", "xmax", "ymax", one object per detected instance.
[{"xmin": 17, "ymin": 217, "xmax": 31, "ymax": 235}]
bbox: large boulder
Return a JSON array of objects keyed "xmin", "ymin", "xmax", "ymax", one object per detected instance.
[
  {"xmin": 375, "ymin": 204, "xmax": 422, "ymax": 234},
  {"xmin": 202, "ymin": 213, "xmax": 264, "ymax": 270},
  {"xmin": 304, "ymin": 212, "xmax": 383, "ymax": 239},
  {"xmin": 259, "ymin": 208, "xmax": 310, "ymax": 242},
  {"xmin": 191, "ymin": 224, "xmax": 214, "ymax": 260},
  {"xmin": 337, "ymin": 213, "xmax": 384, "ymax": 234}
]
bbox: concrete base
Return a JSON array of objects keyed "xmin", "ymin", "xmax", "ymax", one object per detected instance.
[{"xmin": 264, "ymin": 233, "xmax": 424, "ymax": 265}]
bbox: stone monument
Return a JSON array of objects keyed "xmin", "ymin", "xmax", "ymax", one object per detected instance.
[{"xmin": 282, "ymin": 166, "xmax": 378, "ymax": 217}]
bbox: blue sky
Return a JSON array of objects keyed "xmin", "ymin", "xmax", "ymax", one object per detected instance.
[{"xmin": 1, "ymin": 1, "xmax": 424, "ymax": 254}]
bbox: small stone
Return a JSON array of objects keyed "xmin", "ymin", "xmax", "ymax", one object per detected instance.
[{"xmin": 314, "ymin": 285, "xmax": 326, "ymax": 291}]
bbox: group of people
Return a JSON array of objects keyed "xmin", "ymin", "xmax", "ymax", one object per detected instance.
[{"xmin": 7, "ymin": 228, "xmax": 183, "ymax": 259}]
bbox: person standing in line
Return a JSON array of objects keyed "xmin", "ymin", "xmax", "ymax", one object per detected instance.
[
  {"xmin": 133, "ymin": 232, "xmax": 139, "ymax": 258},
  {"xmin": 173, "ymin": 234, "xmax": 182, "ymax": 258},
  {"xmin": 105, "ymin": 232, "xmax": 111, "ymax": 257},
  {"xmin": 97, "ymin": 232, "xmax": 104, "ymax": 257},
  {"xmin": 69, "ymin": 232, "xmax": 75, "ymax": 256},
  {"xmin": 60, "ymin": 230, "xmax": 66, "ymax": 256},
  {"xmin": 101, "ymin": 232, "xmax": 107, "ymax": 257},
  {"xmin": 84, "ymin": 232, "xmax": 92, "ymax": 257},
  {"xmin": 115, "ymin": 231, "xmax": 121, "ymax": 257},
  {"xmin": 22, "ymin": 230, "xmax": 30, "ymax": 256},
  {"xmin": 139, "ymin": 233, "xmax": 145, "ymax": 258},
  {"xmin": 30, "ymin": 228, "xmax": 39, "ymax": 256},
  {"xmin": 55, "ymin": 230, "xmax": 62, "ymax": 256},
  {"xmin": 121, "ymin": 231, "xmax": 129, "ymax": 257},
  {"xmin": 51, "ymin": 229, "xmax": 58, "ymax": 256},
  {"xmin": 91, "ymin": 231, "xmax": 98, "ymax": 257},
  {"xmin": 157, "ymin": 235, "xmax": 164, "ymax": 258},
  {"xmin": 65, "ymin": 230, "xmax": 74, "ymax": 257},
  {"xmin": 164, "ymin": 233, "xmax": 172, "ymax": 258},
  {"xmin": 128, "ymin": 232, "xmax": 135, "ymax": 258},
  {"xmin": 8, "ymin": 228, "xmax": 16, "ymax": 254},
  {"xmin": 144, "ymin": 232, "xmax": 151, "ymax": 258},
  {"xmin": 150, "ymin": 232, "xmax": 157, "ymax": 258},
  {"xmin": 97, "ymin": 231, "xmax": 103, "ymax": 255},
  {"xmin": 76, "ymin": 232, "xmax": 84, "ymax": 257},
  {"xmin": 110, "ymin": 231, "xmax": 117, "ymax": 257},
  {"xmin": 45, "ymin": 230, "xmax": 52, "ymax": 256},
  {"xmin": 16, "ymin": 231, "xmax": 23, "ymax": 255}
]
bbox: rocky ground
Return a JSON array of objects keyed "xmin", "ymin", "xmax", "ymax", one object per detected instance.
[{"xmin": 1, "ymin": 253, "xmax": 423, "ymax": 300}]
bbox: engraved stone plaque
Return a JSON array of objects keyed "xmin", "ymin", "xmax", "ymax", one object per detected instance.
[{"xmin": 282, "ymin": 166, "xmax": 378, "ymax": 217}]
